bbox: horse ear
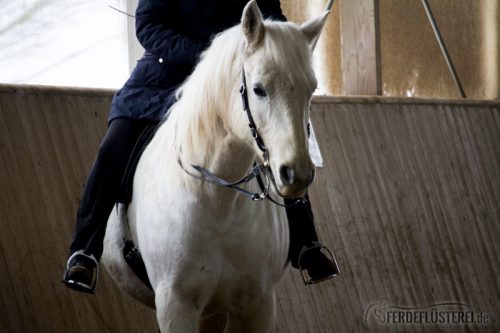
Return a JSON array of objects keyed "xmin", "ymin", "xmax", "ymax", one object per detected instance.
[
  {"xmin": 300, "ymin": 11, "xmax": 330, "ymax": 50},
  {"xmin": 241, "ymin": 0, "xmax": 265, "ymax": 48}
]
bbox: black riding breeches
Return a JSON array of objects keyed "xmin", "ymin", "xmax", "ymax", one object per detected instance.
[{"xmin": 69, "ymin": 118, "xmax": 158, "ymax": 260}]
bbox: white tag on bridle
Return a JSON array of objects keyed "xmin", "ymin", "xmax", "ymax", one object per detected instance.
[{"xmin": 308, "ymin": 121, "xmax": 324, "ymax": 167}]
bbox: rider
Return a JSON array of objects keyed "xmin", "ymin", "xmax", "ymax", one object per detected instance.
[{"xmin": 63, "ymin": 0, "xmax": 339, "ymax": 294}]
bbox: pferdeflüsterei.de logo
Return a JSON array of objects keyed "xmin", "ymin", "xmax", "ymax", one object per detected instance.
[{"xmin": 364, "ymin": 301, "xmax": 493, "ymax": 330}]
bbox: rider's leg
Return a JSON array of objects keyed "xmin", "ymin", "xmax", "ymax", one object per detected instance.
[
  {"xmin": 285, "ymin": 195, "xmax": 339, "ymax": 284},
  {"xmin": 64, "ymin": 117, "xmax": 157, "ymax": 293}
]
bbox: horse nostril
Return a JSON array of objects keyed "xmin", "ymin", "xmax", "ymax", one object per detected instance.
[{"xmin": 280, "ymin": 166, "xmax": 295, "ymax": 185}]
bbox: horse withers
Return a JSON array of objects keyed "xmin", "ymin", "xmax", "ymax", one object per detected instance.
[{"xmin": 103, "ymin": 2, "xmax": 330, "ymax": 332}]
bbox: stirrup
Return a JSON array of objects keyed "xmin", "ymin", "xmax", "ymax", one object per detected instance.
[
  {"xmin": 63, "ymin": 250, "xmax": 99, "ymax": 294},
  {"xmin": 298, "ymin": 241, "xmax": 340, "ymax": 285}
]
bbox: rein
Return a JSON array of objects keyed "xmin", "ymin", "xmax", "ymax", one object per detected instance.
[{"xmin": 179, "ymin": 66, "xmax": 306, "ymax": 207}]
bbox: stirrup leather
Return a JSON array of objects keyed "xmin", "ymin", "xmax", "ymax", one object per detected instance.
[{"xmin": 298, "ymin": 241, "xmax": 340, "ymax": 285}]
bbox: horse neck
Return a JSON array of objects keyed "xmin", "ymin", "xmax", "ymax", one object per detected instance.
[{"xmin": 173, "ymin": 61, "xmax": 256, "ymax": 192}]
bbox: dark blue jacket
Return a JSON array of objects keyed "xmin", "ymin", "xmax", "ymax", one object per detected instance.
[{"xmin": 110, "ymin": 0, "xmax": 286, "ymax": 123}]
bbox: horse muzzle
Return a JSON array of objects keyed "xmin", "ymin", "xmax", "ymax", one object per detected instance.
[{"xmin": 276, "ymin": 164, "xmax": 315, "ymax": 198}]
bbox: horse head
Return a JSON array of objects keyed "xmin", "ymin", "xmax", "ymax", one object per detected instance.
[{"xmin": 238, "ymin": 1, "xmax": 329, "ymax": 198}]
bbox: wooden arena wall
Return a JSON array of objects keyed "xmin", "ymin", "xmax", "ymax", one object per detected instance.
[{"xmin": 0, "ymin": 85, "xmax": 498, "ymax": 332}]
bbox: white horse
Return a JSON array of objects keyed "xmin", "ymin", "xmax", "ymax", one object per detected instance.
[{"xmin": 103, "ymin": 2, "xmax": 329, "ymax": 332}]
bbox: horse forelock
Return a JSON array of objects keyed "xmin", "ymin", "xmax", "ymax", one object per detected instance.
[{"xmin": 261, "ymin": 22, "xmax": 317, "ymax": 90}]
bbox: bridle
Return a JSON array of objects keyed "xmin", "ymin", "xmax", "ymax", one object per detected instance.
[{"xmin": 181, "ymin": 66, "xmax": 307, "ymax": 207}]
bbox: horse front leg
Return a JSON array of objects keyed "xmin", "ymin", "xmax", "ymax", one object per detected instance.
[
  {"xmin": 224, "ymin": 293, "xmax": 276, "ymax": 333},
  {"xmin": 155, "ymin": 283, "xmax": 206, "ymax": 333}
]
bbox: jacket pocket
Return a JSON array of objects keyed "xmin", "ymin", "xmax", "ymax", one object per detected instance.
[
  {"xmin": 129, "ymin": 55, "xmax": 162, "ymax": 87},
  {"xmin": 130, "ymin": 56, "xmax": 193, "ymax": 88}
]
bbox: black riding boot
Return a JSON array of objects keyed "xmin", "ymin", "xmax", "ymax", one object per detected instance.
[{"xmin": 285, "ymin": 196, "xmax": 339, "ymax": 284}]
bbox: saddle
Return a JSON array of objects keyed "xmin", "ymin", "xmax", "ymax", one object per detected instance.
[{"xmin": 117, "ymin": 122, "xmax": 159, "ymax": 205}]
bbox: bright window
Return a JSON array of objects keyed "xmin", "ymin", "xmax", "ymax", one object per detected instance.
[{"xmin": 0, "ymin": 0, "xmax": 138, "ymax": 88}]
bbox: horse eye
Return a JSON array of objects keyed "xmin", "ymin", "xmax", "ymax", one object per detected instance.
[{"xmin": 253, "ymin": 84, "xmax": 267, "ymax": 98}]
